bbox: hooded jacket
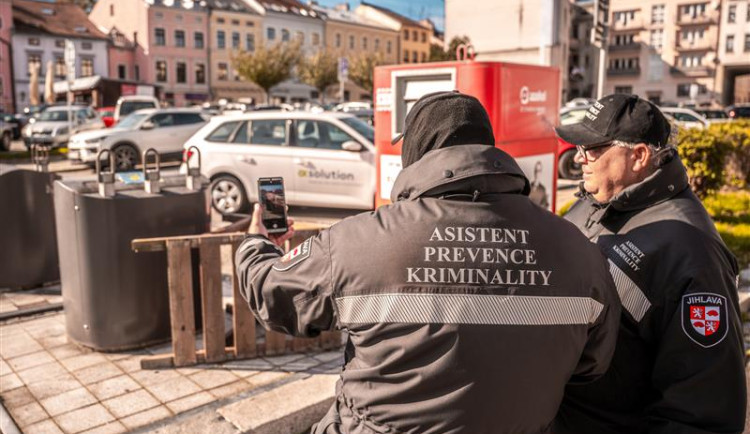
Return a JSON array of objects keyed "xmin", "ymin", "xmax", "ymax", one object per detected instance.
[
  {"xmin": 555, "ymin": 155, "xmax": 747, "ymax": 434},
  {"xmin": 236, "ymin": 145, "xmax": 621, "ymax": 433}
]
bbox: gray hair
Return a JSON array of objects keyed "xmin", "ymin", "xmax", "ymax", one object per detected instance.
[{"xmin": 611, "ymin": 139, "xmax": 676, "ymax": 169}]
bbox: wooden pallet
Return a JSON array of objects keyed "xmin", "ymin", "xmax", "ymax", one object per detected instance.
[{"xmin": 132, "ymin": 224, "xmax": 341, "ymax": 369}]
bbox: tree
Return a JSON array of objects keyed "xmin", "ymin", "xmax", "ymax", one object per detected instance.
[
  {"xmin": 297, "ymin": 51, "xmax": 338, "ymax": 103},
  {"xmin": 348, "ymin": 52, "xmax": 385, "ymax": 95},
  {"xmin": 232, "ymin": 41, "xmax": 302, "ymax": 103},
  {"xmin": 429, "ymin": 35, "xmax": 472, "ymax": 62}
]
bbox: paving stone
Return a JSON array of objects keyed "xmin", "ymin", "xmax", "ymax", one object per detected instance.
[
  {"xmin": 60, "ymin": 353, "xmax": 108, "ymax": 372},
  {"xmin": 207, "ymin": 380, "xmax": 255, "ymax": 399},
  {"xmin": 308, "ymin": 361, "xmax": 342, "ymax": 375},
  {"xmin": 103, "ymin": 351, "xmax": 146, "ymax": 362},
  {"xmin": 147, "ymin": 375, "xmax": 202, "ymax": 403},
  {"xmin": 175, "ymin": 366, "xmax": 205, "ymax": 376},
  {"xmin": 229, "ymin": 368, "xmax": 260, "ymax": 378},
  {"xmin": 26, "ymin": 374, "xmax": 82, "ymax": 400},
  {"xmin": 73, "ymin": 362, "xmax": 123, "ymax": 385},
  {"xmin": 130, "ymin": 368, "xmax": 181, "ymax": 387},
  {"xmin": 8, "ymin": 350, "xmax": 56, "ymax": 372},
  {"xmin": 102, "ymin": 389, "xmax": 160, "ymax": 419},
  {"xmin": 264, "ymin": 353, "xmax": 307, "ymax": 366},
  {"xmin": 0, "ymin": 372, "xmax": 23, "ymax": 392},
  {"xmin": 312, "ymin": 351, "xmax": 344, "ymax": 364},
  {"xmin": 27, "ymin": 323, "xmax": 66, "ymax": 340},
  {"xmin": 23, "ymin": 418, "xmax": 64, "ymax": 434},
  {"xmin": 49, "ymin": 343, "xmax": 85, "ymax": 361},
  {"xmin": 189, "ymin": 369, "xmax": 239, "ymax": 389},
  {"xmin": 16, "ymin": 361, "xmax": 67, "ymax": 385},
  {"xmin": 282, "ymin": 357, "xmax": 322, "ymax": 372},
  {"xmin": 8, "ymin": 401, "xmax": 49, "ymax": 428},
  {"xmin": 245, "ymin": 371, "xmax": 291, "ymax": 388},
  {"xmin": 55, "ymin": 404, "xmax": 116, "ymax": 434},
  {"xmin": 89, "ymin": 375, "xmax": 142, "ymax": 401},
  {"xmin": 0, "ymin": 299, "xmax": 16, "ymax": 313},
  {"xmin": 120, "ymin": 405, "xmax": 172, "ymax": 430},
  {"xmin": 112, "ymin": 356, "xmax": 142, "ymax": 373},
  {"xmin": 40, "ymin": 387, "xmax": 97, "ymax": 416},
  {"xmin": 222, "ymin": 357, "xmax": 274, "ymax": 371},
  {"xmin": 37, "ymin": 334, "xmax": 69, "ymax": 349},
  {"xmin": 0, "ymin": 337, "xmax": 43, "ymax": 359},
  {"xmin": 0, "ymin": 358, "xmax": 11, "ymax": 376},
  {"xmin": 0, "ymin": 385, "xmax": 35, "ymax": 408},
  {"xmin": 165, "ymin": 391, "xmax": 215, "ymax": 414},
  {"xmin": 80, "ymin": 421, "xmax": 127, "ymax": 434}
]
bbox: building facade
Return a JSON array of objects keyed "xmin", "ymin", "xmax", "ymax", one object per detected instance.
[
  {"xmin": 90, "ymin": 0, "xmax": 210, "ymax": 107},
  {"xmin": 716, "ymin": 0, "xmax": 750, "ymax": 105},
  {"xmin": 206, "ymin": 0, "xmax": 264, "ymax": 103},
  {"xmin": 356, "ymin": 1, "xmax": 430, "ymax": 65},
  {"xmin": 12, "ymin": 0, "xmax": 108, "ymax": 110},
  {"xmin": 568, "ymin": 1, "xmax": 598, "ymax": 100},
  {"xmin": 0, "ymin": 0, "xmax": 13, "ymax": 112}
]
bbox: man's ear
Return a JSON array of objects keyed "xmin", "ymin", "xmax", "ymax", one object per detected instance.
[{"xmin": 631, "ymin": 143, "xmax": 652, "ymax": 173}]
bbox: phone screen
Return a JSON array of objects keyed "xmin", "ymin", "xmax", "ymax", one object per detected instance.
[{"xmin": 257, "ymin": 177, "xmax": 288, "ymax": 234}]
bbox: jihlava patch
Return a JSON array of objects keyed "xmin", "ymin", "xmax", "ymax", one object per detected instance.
[
  {"xmin": 681, "ymin": 292, "xmax": 728, "ymax": 348},
  {"xmin": 272, "ymin": 238, "xmax": 312, "ymax": 271}
]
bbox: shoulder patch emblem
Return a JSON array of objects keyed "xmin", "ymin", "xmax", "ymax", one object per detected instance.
[
  {"xmin": 681, "ymin": 292, "xmax": 729, "ymax": 348},
  {"xmin": 272, "ymin": 238, "xmax": 312, "ymax": 272}
]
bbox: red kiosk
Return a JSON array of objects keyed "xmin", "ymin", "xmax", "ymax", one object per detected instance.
[{"xmin": 373, "ymin": 54, "xmax": 561, "ymax": 211}]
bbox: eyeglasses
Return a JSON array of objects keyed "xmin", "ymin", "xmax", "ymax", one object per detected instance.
[{"xmin": 575, "ymin": 142, "xmax": 614, "ymax": 161}]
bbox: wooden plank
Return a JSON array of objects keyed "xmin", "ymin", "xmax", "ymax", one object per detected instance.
[
  {"xmin": 199, "ymin": 238, "xmax": 227, "ymax": 364},
  {"xmin": 265, "ymin": 330, "xmax": 287, "ymax": 356},
  {"xmin": 140, "ymin": 354, "xmax": 174, "ymax": 370},
  {"xmin": 292, "ymin": 337, "xmax": 313, "ymax": 353},
  {"xmin": 232, "ymin": 241, "xmax": 257, "ymax": 359},
  {"xmin": 166, "ymin": 239, "xmax": 197, "ymax": 367},
  {"xmin": 133, "ymin": 232, "xmax": 247, "ymax": 253}
]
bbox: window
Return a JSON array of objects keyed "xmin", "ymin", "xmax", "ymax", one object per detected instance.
[
  {"xmin": 231, "ymin": 122, "xmax": 250, "ymax": 143},
  {"xmin": 295, "ymin": 31, "xmax": 304, "ymax": 43},
  {"xmin": 175, "ymin": 30, "xmax": 185, "ymax": 47},
  {"xmin": 375, "ymin": 38, "xmax": 380, "ymax": 50},
  {"xmin": 251, "ymin": 119, "xmax": 287, "ymax": 145},
  {"xmin": 155, "ymin": 28, "xmax": 165, "ymax": 46},
  {"xmin": 614, "ymin": 33, "xmax": 635, "ymax": 45},
  {"xmin": 281, "ymin": 29, "xmax": 290, "ymax": 42},
  {"xmin": 28, "ymin": 37, "xmax": 40, "ymax": 46},
  {"xmin": 387, "ymin": 40, "xmax": 392, "ymax": 54},
  {"xmin": 118, "ymin": 64, "xmax": 126, "ymax": 79},
  {"xmin": 335, "ymin": 33, "xmax": 341, "ymax": 48},
  {"xmin": 679, "ymin": 54, "xmax": 703, "ymax": 67},
  {"xmin": 232, "ymin": 32, "xmax": 240, "ymax": 49},
  {"xmin": 174, "ymin": 113, "xmax": 205, "ymax": 125},
  {"xmin": 176, "ymin": 62, "xmax": 186, "ymax": 83},
  {"xmin": 206, "ymin": 121, "xmax": 240, "ymax": 142},
  {"xmin": 267, "ymin": 27, "xmax": 276, "ymax": 40},
  {"xmin": 217, "ymin": 17, "xmax": 225, "ymax": 24},
  {"xmin": 726, "ymin": 34, "xmax": 734, "ymax": 52},
  {"xmin": 747, "ymin": 5, "xmax": 750, "ymax": 22},
  {"xmin": 195, "ymin": 32, "xmax": 204, "ymax": 49},
  {"xmin": 614, "ymin": 86, "xmax": 633, "ymax": 94},
  {"xmin": 312, "ymin": 33, "xmax": 320, "ymax": 46},
  {"xmin": 412, "ymin": 51, "xmax": 418, "ymax": 62},
  {"xmin": 412, "ymin": 30, "xmax": 417, "ymax": 40},
  {"xmin": 246, "ymin": 34, "xmax": 255, "ymax": 51},
  {"xmin": 55, "ymin": 40, "xmax": 65, "ymax": 48},
  {"xmin": 404, "ymin": 30, "xmax": 409, "ymax": 40},
  {"xmin": 150, "ymin": 113, "xmax": 175, "ymax": 127},
  {"xmin": 110, "ymin": 4, "xmax": 114, "ymax": 16},
  {"xmin": 27, "ymin": 54, "xmax": 41, "ymax": 76},
  {"xmin": 54, "ymin": 57, "xmax": 66, "ymax": 78},
  {"xmin": 745, "ymin": 34, "xmax": 750, "ymax": 52},
  {"xmin": 135, "ymin": 65, "xmax": 140, "ymax": 81},
  {"xmin": 650, "ymin": 29, "xmax": 663, "ymax": 50},
  {"xmin": 403, "ymin": 51, "xmax": 409, "ymax": 62},
  {"xmin": 246, "ymin": 21, "xmax": 255, "ymax": 27},
  {"xmin": 422, "ymin": 32, "xmax": 426, "ymax": 43},
  {"xmin": 155, "ymin": 12, "xmax": 164, "ymax": 19},
  {"xmin": 195, "ymin": 63, "xmax": 205, "ymax": 84},
  {"xmin": 156, "ymin": 60, "xmax": 167, "ymax": 82},
  {"xmin": 231, "ymin": 19, "xmax": 240, "ymax": 26},
  {"xmin": 651, "ymin": 4, "xmax": 665, "ymax": 24},
  {"xmin": 295, "ymin": 120, "xmax": 356, "ymax": 150},
  {"xmin": 421, "ymin": 52, "xmax": 426, "ymax": 62},
  {"xmin": 682, "ymin": 3, "xmax": 707, "ymax": 18},
  {"xmin": 349, "ymin": 35, "xmax": 355, "ymax": 49},
  {"xmin": 362, "ymin": 37, "xmax": 368, "ymax": 49},
  {"xmin": 614, "ymin": 10, "xmax": 637, "ymax": 25},
  {"xmin": 217, "ymin": 31, "xmax": 225, "ymax": 48},
  {"xmin": 677, "ymin": 83, "xmax": 691, "ymax": 97},
  {"xmin": 176, "ymin": 14, "xmax": 183, "ymax": 22},
  {"xmin": 728, "ymin": 4, "xmax": 736, "ymax": 23},
  {"xmin": 218, "ymin": 63, "xmax": 228, "ymax": 80},
  {"xmin": 82, "ymin": 42, "xmax": 92, "ymax": 50},
  {"xmin": 81, "ymin": 58, "xmax": 93, "ymax": 77}
]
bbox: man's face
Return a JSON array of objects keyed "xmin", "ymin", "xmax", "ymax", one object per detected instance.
[{"xmin": 575, "ymin": 143, "xmax": 643, "ymax": 203}]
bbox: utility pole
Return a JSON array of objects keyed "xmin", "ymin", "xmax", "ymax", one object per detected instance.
[{"xmin": 591, "ymin": 0, "xmax": 609, "ymax": 98}]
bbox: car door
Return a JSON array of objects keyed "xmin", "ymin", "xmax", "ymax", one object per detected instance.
[
  {"xmin": 290, "ymin": 118, "xmax": 375, "ymax": 209},
  {"xmin": 142, "ymin": 112, "xmax": 181, "ymax": 154},
  {"xmin": 169, "ymin": 113, "xmax": 208, "ymax": 156}
]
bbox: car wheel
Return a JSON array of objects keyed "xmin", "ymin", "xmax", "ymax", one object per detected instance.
[
  {"xmin": 112, "ymin": 144, "xmax": 139, "ymax": 171},
  {"xmin": 558, "ymin": 149, "xmax": 582, "ymax": 180},
  {"xmin": 210, "ymin": 175, "xmax": 249, "ymax": 215},
  {"xmin": 0, "ymin": 132, "xmax": 10, "ymax": 151}
]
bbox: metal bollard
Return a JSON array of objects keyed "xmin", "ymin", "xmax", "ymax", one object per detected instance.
[
  {"xmin": 142, "ymin": 148, "xmax": 161, "ymax": 194},
  {"xmin": 185, "ymin": 146, "xmax": 202, "ymax": 191},
  {"xmin": 95, "ymin": 149, "xmax": 116, "ymax": 198},
  {"xmin": 32, "ymin": 144, "xmax": 50, "ymax": 173}
]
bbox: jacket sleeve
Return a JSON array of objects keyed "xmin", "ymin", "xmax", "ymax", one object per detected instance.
[
  {"xmin": 234, "ymin": 233, "xmax": 337, "ymax": 337},
  {"xmin": 647, "ymin": 269, "xmax": 747, "ymax": 434},
  {"xmin": 569, "ymin": 247, "xmax": 622, "ymax": 384}
]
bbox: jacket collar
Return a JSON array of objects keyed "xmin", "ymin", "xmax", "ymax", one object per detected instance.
[{"xmin": 390, "ymin": 145, "xmax": 530, "ymax": 202}]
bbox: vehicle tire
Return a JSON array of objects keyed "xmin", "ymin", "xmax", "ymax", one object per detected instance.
[
  {"xmin": 210, "ymin": 175, "xmax": 249, "ymax": 215},
  {"xmin": 558, "ymin": 149, "xmax": 582, "ymax": 180},
  {"xmin": 112, "ymin": 143, "xmax": 140, "ymax": 171},
  {"xmin": 0, "ymin": 132, "xmax": 10, "ymax": 151}
]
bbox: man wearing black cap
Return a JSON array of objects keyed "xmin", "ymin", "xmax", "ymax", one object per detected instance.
[
  {"xmin": 235, "ymin": 91, "xmax": 621, "ymax": 433},
  {"xmin": 554, "ymin": 94, "xmax": 746, "ymax": 433}
]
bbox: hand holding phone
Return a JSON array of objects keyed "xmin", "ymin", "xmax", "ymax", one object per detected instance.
[{"xmin": 257, "ymin": 177, "xmax": 289, "ymax": 234}]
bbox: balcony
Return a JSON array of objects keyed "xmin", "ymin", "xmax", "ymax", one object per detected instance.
[
  {"xmin": 607, "ymin": 67, "xmax": 641, "ymax": 76},
  {"xmin": 611, "ymin": 18, "xmax": 646, "ymax": 31},
  {"xmin": 608, "ymin": 42, "xmax": 641, "ymax": 52},
  {"xmin": 670, "ymin": 65, "xmax": 712, "ymax": 77},
  {"xmin": 674, "ymin": 40, "xmax": 715, "ymax": 51},
  {"xmin": 677, "ymin": 12, "xmax": 718, "ymax": 26}
]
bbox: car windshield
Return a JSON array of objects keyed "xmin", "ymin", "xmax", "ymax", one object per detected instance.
[
  {"xmin": 114, "ymin": 113, "xmax": 148, "ymax": 129},
  {"xmin": 37, "ymin": 110, "xmax": 70, "ymax": 122},
  {"xmin": 340, "ymin": 116, "xmax": 374, "ymax": 143},
  {"xmin": 120, "ymin": 101, "xmax": 156, "ymax": 117},
  {"xmin": 699, "ymin": 111, "xmax": 727, "ymax": 119}
]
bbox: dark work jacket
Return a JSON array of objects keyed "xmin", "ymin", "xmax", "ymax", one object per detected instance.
[
  {"xmin": 555, "ymin": 156, "xmax": 747, "ymax": 434},
  {"xmin": 236, "ymin": 145, "xmax": 621, "ymax": 434}
]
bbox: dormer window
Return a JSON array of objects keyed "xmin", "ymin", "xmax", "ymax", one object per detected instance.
[
  {"xmin": 41, "ymin": 8, "xmax": 54, "ymax": 15},
  {"xmin": 75, "ymin": 26, "xmax": 88, "ymax": 33}
]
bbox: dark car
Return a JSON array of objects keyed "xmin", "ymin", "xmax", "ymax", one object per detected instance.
[
  {"xmin": 726, "ymin": 104, "xmax": 750, "ymax": 119},
  {"xmin": 0, "ymin": 113, "xmax": 22, "ymax": 139},
  {"xmin": 695, "ymin": 109, "xmax": 729, "ymax": 122}
]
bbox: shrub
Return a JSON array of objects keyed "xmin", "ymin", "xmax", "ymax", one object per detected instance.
[{"xmin": 715, "ymin": 222, "xmax": 750, "ymax": 268}]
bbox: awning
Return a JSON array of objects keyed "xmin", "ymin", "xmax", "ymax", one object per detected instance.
[{"xmin": 53, "ymin": 76, "xmax": 103, "ymax": 93}]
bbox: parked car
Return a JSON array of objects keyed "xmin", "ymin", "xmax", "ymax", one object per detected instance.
[
  {"xmin": 0, "ymin": 120, "xmax": 13, "ymax": 151},
  {"xmin": 97, "ymin": 106, "xmax": 116, "ymax": 127},
  {"xmin": 695, "ymin": 109, "xmax": 730, "ymax": 124},
  {"xmin": 114, "ymin": 95, "xmax": 160, "ymax": 122},
  {"xmin": 556, "ymin": 106, "xmax": 590, "ymax": 179},
  {"xmin": 726, "ymin": 104, "xmax": 750, "ymax": 119},
  {"xmin": 659, "ymin": 107, "xmax": 708, "ymax": 130},
  {"xmin": 334, "ymin": 101, "xmax": 372, "ymax": 112},
  {"xmin": 0, "ymin": 113, "xmax": 22, "ymax": 139},
  {"xmin": 22, "ymin": 105, "xmax": 105, "ymax": 149},
  {"xmin": 182, "ymin": 111, "xmax": 376, "ymax": 214},
  {"xmin": 68, "ymin": 108, "xmax": 208, "ymax": 170},
  {"xmin": 564, "ymin": 97, "xmax": 596, "ymax": 108}
]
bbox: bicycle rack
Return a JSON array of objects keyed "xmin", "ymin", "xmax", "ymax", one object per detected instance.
[
  {"xmin": 143, "ymin": 148, "xmax": 161, "ymax": 194},
  {"xmin": 32, "ymin": 144, "xmax": 50, "ymax": 173},
  {"xmin": 95, "ymin": 149, "xmax": 116, "ymax": 198},
  {"xmin": 186, "ymin": 146, "xmax": 202, "ymax": 191}
]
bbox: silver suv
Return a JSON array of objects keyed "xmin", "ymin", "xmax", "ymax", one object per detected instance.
[{"xmin": 22, "ymin": 105, "xmax": 104, "ymax": 149}]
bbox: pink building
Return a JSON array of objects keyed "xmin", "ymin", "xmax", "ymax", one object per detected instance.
[
  {"xmin": 107, "ymin": 28, "xmax": 136, "ymax": 82},
  {"xmin": 90, "ymin": 0, "xmax": 210, "ymax": 107},
  {"xmin": 0, "ymin": 0, "xmax": 13, "ymax": 112}
]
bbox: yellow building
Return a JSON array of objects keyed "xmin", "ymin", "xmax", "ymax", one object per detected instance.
[{"xmin": 355, "ymin": 2, "xmax": 431, "ymax": 65}]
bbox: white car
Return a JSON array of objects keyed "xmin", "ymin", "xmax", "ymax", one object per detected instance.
[
  {"xmin": 114, "ymin": 95, "xmax": 160, "ymax": 122},
  {"xmin": 182, "ymin": 111, "xmax": 376, "ymax": 214},
  {"xmin": 659, "ymin": 107, "xmax": 708, "ymax": 130}
]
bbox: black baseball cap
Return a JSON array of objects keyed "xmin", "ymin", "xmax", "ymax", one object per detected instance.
[{"xmin": 555, "ymin": 94, "xmax": 671, "ymax": 148}]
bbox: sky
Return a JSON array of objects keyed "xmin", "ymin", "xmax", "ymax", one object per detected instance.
[{"xmin": 313, "ymin": 0, "xmax": 445, "ymax": 32}]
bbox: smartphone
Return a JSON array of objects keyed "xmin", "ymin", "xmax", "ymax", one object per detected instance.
[{"xmin": 257, "ymin": 177, "xmax": 288, "ymax": 234}]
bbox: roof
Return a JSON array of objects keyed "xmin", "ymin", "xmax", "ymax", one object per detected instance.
[
  {"xmin": 202, "ymin": 0, "xmax": 257, "ymax": 14},
  {"xmin": 258, "ymin": 0, "xmax": 321, "ymax": 19},
  {"xmin": 311, "ymin": 4, "xmax": 393, "ymax": 31},
  {"xmin": 360, "ymin": 1, "xmax": 429, "ymax": 29},
  {"xmin": 12, "ymin": 0, "xmax": 108, "ymax": 40},
  {"xmin": 144, "ymin": 0, "xmax": 207, "ymax": 11}
]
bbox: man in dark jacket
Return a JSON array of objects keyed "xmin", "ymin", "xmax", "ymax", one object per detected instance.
[
  {"xmin": 236, "ymin": 91, "xmax": 621, "ymax": 433},
  {"xmin": 554, "ymin": 94, "xmax": 747, "ymax": 434}
]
